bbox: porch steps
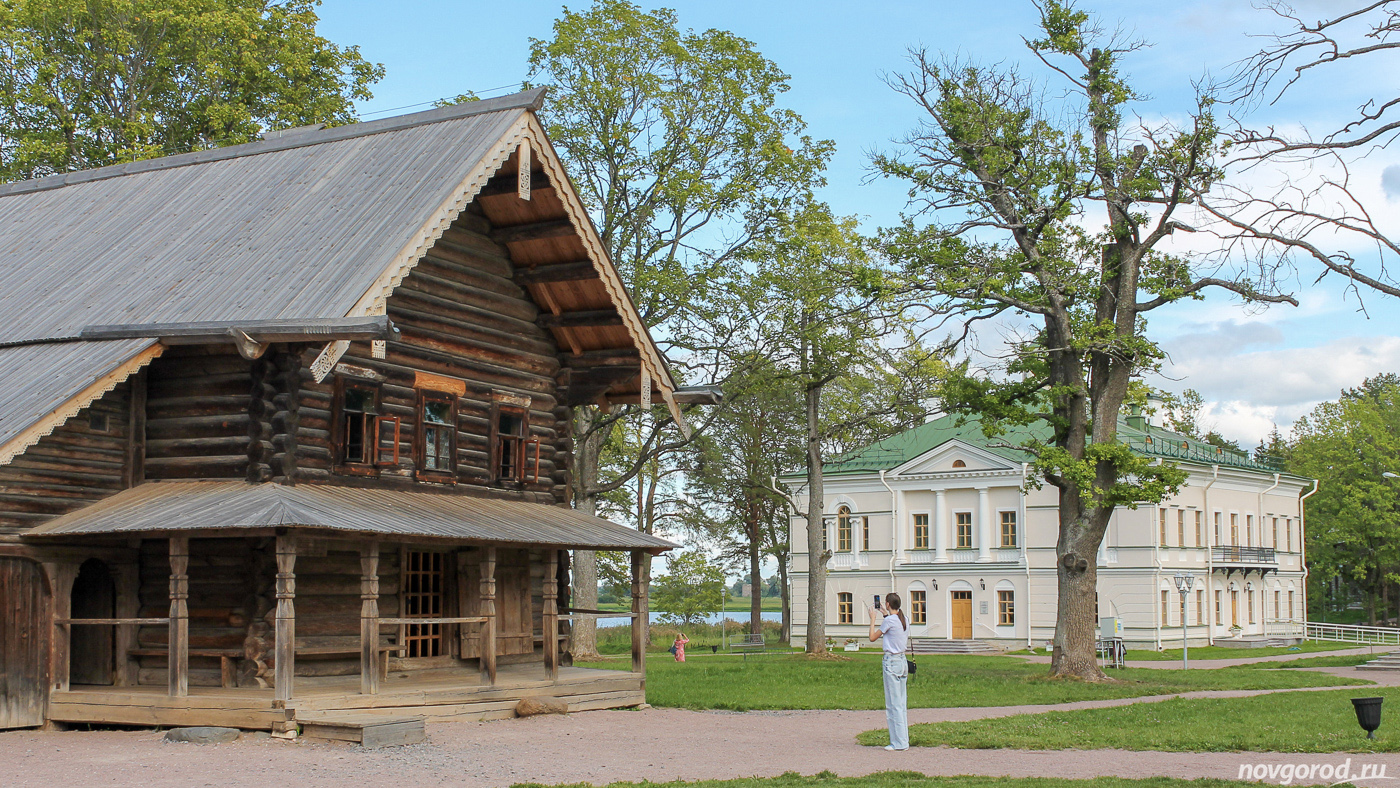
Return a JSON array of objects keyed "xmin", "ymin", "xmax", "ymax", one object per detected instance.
[
  {"xmin": 909, "ymin": 639, "xmax": 1003, "ymax": 655},
  {"xmin": 1357, "ymin": 651, "xmax": 1400, "ymax": 671},
  {"xmin": 298, "ymin": 711, "xmax": 426, "ymax": 748}
]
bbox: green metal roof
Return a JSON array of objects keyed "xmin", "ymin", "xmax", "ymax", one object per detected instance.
[{"xmin": 814, "ymin": 413, "xmax": 1289, "ymax": 478}]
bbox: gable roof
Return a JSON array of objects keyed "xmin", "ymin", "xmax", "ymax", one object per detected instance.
[
  {"xmin": 0, "ymin": 90, "xmax": 678, "ymax": 462},
  {"xmin": 814, "ymin": 413, "xmax": 1293, "ymax": 478}
]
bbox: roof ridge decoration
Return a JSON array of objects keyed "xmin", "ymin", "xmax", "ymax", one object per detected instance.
[{"xmin": 0, "ymin": 89, "xmax": 547, "ymax": 199}]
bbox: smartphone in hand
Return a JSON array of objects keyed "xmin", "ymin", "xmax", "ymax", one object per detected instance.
[{"xmin": 873, "ymin": 594, "xmax": 882, "ymax": 611}]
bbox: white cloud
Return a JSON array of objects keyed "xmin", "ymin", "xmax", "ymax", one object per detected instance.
[{"xmin": 1384, "ymin": 165, "xmax": 1400, "ymax": 202}]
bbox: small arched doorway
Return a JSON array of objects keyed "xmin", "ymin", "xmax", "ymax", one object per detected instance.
[{"xmin": 70, "ymin": 558, "xmax": 115, "ymax": 686}]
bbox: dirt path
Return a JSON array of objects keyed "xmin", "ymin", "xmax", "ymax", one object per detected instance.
[{"xmin": 0, "ymin": 666, "xmax": 1392, "ymax": 788}]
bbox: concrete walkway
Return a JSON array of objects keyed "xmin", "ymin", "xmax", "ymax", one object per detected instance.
[{"xmin": 0, "ymin": 664, "xmax": 1392, "ymax": 788}]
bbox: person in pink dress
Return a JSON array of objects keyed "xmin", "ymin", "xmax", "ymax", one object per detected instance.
[{"xmin": 673, "ymin": 632, "xmax": 690, "ymax": 662}]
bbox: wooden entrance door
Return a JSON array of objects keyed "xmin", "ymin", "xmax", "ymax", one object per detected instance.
[
  {"xmin": 0, "ymin": 558, "xmax": 48, "ymax": 728},
  {"xmin": 951, "ymin": 590, "xmax": 973, "ymax": 639},
  {"xmin": 70, "ymin": 559, "xmax": 114, "ymax": 686}
]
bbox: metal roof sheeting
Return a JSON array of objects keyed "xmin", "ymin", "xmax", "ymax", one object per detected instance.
[
  {"xmin": 27, "ymin": 480, "xmax": 678, "ymax": 551},
  {"xmin": 0, "ymin": 338, "xmax": 156, "ymax": 448}
]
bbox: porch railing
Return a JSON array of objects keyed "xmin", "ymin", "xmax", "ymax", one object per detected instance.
[
  {"xmin": 1297, "ymin": 620, "xmax": 1400, "ymax": 645},
  {"xmin": 1211, "ymin": 545, "xmax": 1277, "ymax": 564}
]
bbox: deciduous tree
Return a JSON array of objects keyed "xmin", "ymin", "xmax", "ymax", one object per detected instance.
[{"xmin": 874, "ymin": 1, "xmax": 1295, "ymax": 679}]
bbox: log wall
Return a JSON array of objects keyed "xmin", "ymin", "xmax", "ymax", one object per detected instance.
[{"xmin": 144, "ymin": 347, "xmax": 253, "ymax": 481}]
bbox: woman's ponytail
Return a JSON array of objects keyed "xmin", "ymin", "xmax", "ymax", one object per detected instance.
[{"xmin": 885, "ymin": 592, "xmax": 908, "ymax": 631}]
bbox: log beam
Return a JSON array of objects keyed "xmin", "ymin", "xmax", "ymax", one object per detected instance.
[
  {"xmin": 114, "ymin": 563, "xmax": 140, "ymax": 686},
  {"xmin": 168, "ymin": 537, "xmax": 189, "ymax": 697},
  {"xmin": 44, "ymin": 562, "xmax": 78, "ymax": 693},
  {"xmin": 359, "ymin": 541, "xmax": 380, "ymax": 696},
  {"xmin": 537, "ymin": 310, "xmax": 623, "ymax": 330},
  {"xmin": 480, "ymin": 547, "xmax": 497, "ymax": 686},
  {"xmin": 514, "ymin": 261, "xmax": 596, "ymax": 285},
  {"xmin": 631, "ymin": 550, "xmax": 646, "ymax": 682},
  {"xmin": 490, "ymin": 219, "xmax": 574, "ymax": 245},
  {"xmin": 274, "ymin": 535, "xmax": 296, "ymax": 703},
  {"xmin": 544, "ymin": 549, "xmax": 559, "ymax": 682}
]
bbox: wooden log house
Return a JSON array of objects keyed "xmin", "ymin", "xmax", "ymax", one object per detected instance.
[{"xmin": 0, "ymin": 90, "xmax": 685, "ymax": 734}]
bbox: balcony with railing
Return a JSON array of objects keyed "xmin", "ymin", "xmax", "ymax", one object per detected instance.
[{"xmin": 1211, "ymin": 545, "xmax": 1277, "ymax": 565}]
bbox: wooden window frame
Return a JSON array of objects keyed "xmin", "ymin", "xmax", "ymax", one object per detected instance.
[
  {"xmin": 1195, "ymin": 589, "xmax": 1204, "ymax": 625},
  {"xmin": 912, "ymin": 513, "xmax": 929, "ymax": 550},
  {"xmin": 910, "ymin": 590, "xmax": 926, "ymax": 625},
  {"xmin": 399, "ymin": 547, "xmax": 455, "ymax": 661},
  {"xmin": 1159, "ymin": 508, "xmax": 1168, "ymax": 546},
  {"xmin": 837, "ymin": 592, "xmax": 853, "ymax": 624},
  {"xmin": 489, "ymin": 401, "xmax": 539, "ymax": 485},
  {"xmin": 416, "ymin": 389, "xmax": 458, "ymax": 484},
  {"xmin": 997, "ymin": 590, "xmax": 1014, "ymax": 626},
  {"xmin": 1161, "ymin": 590, "xmax": 1170, "ymax": 625},
  {"xmin": 333, "ymin": 376, "xmax": 387, "ymax": 476},
  {"xmin": 1177, "ymin": 509, "xmax": 1185, "ymax": 547},
  {"xmin": 999, "ymin": 511, "xmax": 1017, "ymax": 548},
  {"xmin": 862, "ymin": 516, "xmax": 870, "ymax": 551},
  {"xmin": 955, "ymin": 511, "xmax": 973, "ymax": 549},
  {"xmin": 1195, "ymin": 511, "xmax": 1203, "ymax": 547},
  {"xmin": 837, "ymin": 507, "xmax": 852, "ymax": 552}
]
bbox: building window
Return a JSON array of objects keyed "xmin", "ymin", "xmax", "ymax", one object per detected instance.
[
  {"xmin": 1177, "ymin": 509, "xmax": 1185, "ymax": 547},
  {"xmin": 1195, "ymin": 589, "xmax": 1204, "ymax": 625},
  {"xmin": 1248, "ymin": 591, "xmax": 1256, "ymax": 624},
  {"xmin": 1230, "ymin": 513, "xmax": 1238, "ymax": 545},
  {"xmin": 912, "ymin": 513, "xmax": 929, "ymax": 550},
  {"xmin": 838, "ymin": 592, "xmax": 853, "ymax": 624},
  {"xmin": 1289, "ymin": 590, "xmax": 1295, "ymax": 619},
  {"xmin": 1161, "ymin": 590, "xmax": 1170, "ymax": 625},
  {"xmin": 335, "ymin": 378, "xmax": 398, "ymax": 472},
  {"xmin": 862, "ymin": 516, "xmax": 870, "ymax": 551},
  {"xmin": 490, "ymin": 401, "xmax": 537, "ymax": 484},
  {"xmin": 998, "ymin": 590, "xmax": 1014, "ymax": 625},
  {"xmin": 1215, "ymin": 589, "xmax": 1222, "ymax": 621},
  {"xmin": 911, "ymin": 590, "xmax": 927, "ymax": 625},
  {"xmin": 1274, "ymin": 590, "xmax": 1281, "ymax": 621},
  {"xmin": 418, "ymin": 391, "xmax": 456, "ymax": 478},
  {"xmin": 1194, "ymin": 511, "xmax": 1203, "ymax": 547},
  {"xmin": 1246, "ymin": 514, "xmax": 1255, "ymax": 546},
  {"xmin": 1180, "ymin": 596, "xmax": 1186, "ymax": 625},
  {"xmin": 1000, "ymin": 511, "xmax": 1017, "ymax": 548},
  {"xmin": 955, "ymin": 512, "xmax": 973, "ymax": 548},
  {"xmin": 837, "ymin": 506, "xmax": 853, "ymax": 552},
  {"xmin": 1271, "ymin": 517, "xmax": 1279, "ymax": 548},
  {"xmin": 1286, "ymin": 519, "xmax": 1293, "ymax": 552},
  {"xmin": 403, "ymin": 550, "xmax": 445, "ymax": 658},
  {"xmin": 1214, "ymin": 512, "xmax": 1222, "ymax": 544},
  {"xmin": 1159, "ymin": 509, "xmax": 1168, "ymax": 546},
  {"xmin": 951, "ymin": 459, "xmax": 966, "ymax": 468}
]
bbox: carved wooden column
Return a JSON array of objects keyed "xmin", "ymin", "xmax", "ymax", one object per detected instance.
[
  {"xmin": 114, "ymin": 564, "xmax": 140, "ymax": 686},
  {"xmin": 479, "ymin": 546, "xmax": 497, "ymax": 686},
  {"xmin": 543, "ymin": 549, "xmax": 559, "ymax": 682},
  {"xmin": 359, "ymin": 541, "xmax": 380, "ymax": 695},
  {"xmin": 274, "ymin": 535, "xmax": 297, "ymax": 703},
  {"xmin": 43, "ymin": 562, "xmax": 78, "ymax": 693},
  {"xmin": 631, "ymin": 550, "xmax": 646, "ymax": 679},
  {"xmin": 168, "ymin": 537, "xmax": 190, "ymax": 697}
]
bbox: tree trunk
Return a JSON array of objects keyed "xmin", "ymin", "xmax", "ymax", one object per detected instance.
[
  {"xmin": 804, "ymin": 379, "xmax": 828, "ymax": 655},
  {"xmin": 779, "ymin": 552, "xmax": 791, "ymax": 643},
  {"xmin": 1048, "ymin": 502, "xmax": 1106, "ymax": 680},
  {"xmin": 749, "ymin": 511, "xmax": 763, "ymax": 635}
]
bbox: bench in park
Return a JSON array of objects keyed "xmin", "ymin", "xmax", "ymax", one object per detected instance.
[{"xmin": 728, "ymin": 634, "xmax": 766, "ymax": 659}]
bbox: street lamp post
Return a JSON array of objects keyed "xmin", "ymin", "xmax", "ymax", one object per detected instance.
[{"xmin": 1174, "ymin": 573, "xmax": 1196, "ymax": 670}]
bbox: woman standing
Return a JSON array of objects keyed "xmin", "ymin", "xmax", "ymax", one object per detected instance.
[
  {"xmin": 868, "ymin": 593, "xmax": 909, "ymax": 751},
  {"xmin": 673, "ymin": 631, "xmax": 690, "ymax": 662}
]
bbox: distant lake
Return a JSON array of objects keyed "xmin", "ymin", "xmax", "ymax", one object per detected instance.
[{"xmin": 593, "ymin": 611, "xmax": 783, "ymax": 628}]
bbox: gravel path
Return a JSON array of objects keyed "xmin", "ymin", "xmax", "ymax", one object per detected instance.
[{"xmin": 1, "ymin": 665, "xmax": 1393, "ymax": 788}]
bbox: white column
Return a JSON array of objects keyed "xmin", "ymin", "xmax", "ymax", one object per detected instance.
[
  {"xmin": 933, "ymin": 489, "xmax": 948, "ymax": 562},
  {"xmin": 976, "ymin": 487, "xmax": 993, "ymax": 562}
]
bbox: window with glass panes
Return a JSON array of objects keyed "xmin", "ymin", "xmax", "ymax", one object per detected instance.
[
  {"xmin": 955, "ymin": 512, "xmax": 973, "ymax": 548},
  {"xmin": 1215, "ymin": 589, "xmax": 1223, "ymax": 620},
  {"xmin": 1161, "ymin": 590, "xmax": 1170, "ymax": 624},
  {"xmin": 998, "ymin": 590, "xmax": 1014, "ymax": 625},
  {"xmin": 1159, "ymin": 509, "xmax": 1168, "ymax": 546},
  {"xmin": 1230, "ymin": 513, "xmax": 1239, "ymax": 545},
  {"xmin": 911, "ymin": 590, "xmax": 927, "ymax": 624},
  {"xmin": 1195, "ymin": 510, "xmax": 1203, "ymax": 547},
  {"xmin": 1248, "ymin": 591, "xmax": 1256, "ymax": 624},
  {"xmin": 1286, "ymin": 519, "xmax": 1293, "ymax": 551},
  {"xmin": 419, "ymin": 391, "xmax": 456, "ymax": 476},
  {"xmin": 838, "ymin": 593, "xmax": 853, "ymax": 624},
  {"xmin": 837, "ymin": 507, "xmax": 853, "ymax": 552},
  {"xmin": 1272, "ymin": 517, "xmax": 1279, "ymax": 547},
  {"xmin": 1196, "ymin": 589, "xmax": 1204, "ymax": 625},
  {"xmin": 1289, "ymin": 590, "xmax": 1295, "ymax": 619},
  {"xmin": 912, "ymin": 513, "xmax": 929, "ymax": 549},
  {"xmin": 1246, "ymin": 514, "xmax": 1254, "ymax": 546},
  {"xmin": 862, "ymin": 516, "xmax": 870, "ymax": 550},
  {"xmin": 1000, "ymin": 511, "xmax": 1017, "ymax": 547},
  {"xmin": 1214, "ymin": 512, "xmax": 1222, "ymax": 543},
  {"xmin": 1177, "ymin": 509, "xmax": 1185, "ymax": 547},
  {"xmin": 1274, "ymin": 590, "xmax": 1281, "ymax": 621}
]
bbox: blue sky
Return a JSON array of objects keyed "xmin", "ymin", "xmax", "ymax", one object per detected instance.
[{"xmin": 319, "ymin": 0, "xmax": 1400, "ymax": 446}]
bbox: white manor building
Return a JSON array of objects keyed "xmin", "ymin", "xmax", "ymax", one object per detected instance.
[{"xmin": 785, "ymin": 411, "xmax": 1313, "ymax": 650}]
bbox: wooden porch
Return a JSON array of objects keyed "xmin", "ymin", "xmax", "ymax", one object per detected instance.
[{"xmin": 47, "ymin": 663, "xmax": 643, "ymax": 730}]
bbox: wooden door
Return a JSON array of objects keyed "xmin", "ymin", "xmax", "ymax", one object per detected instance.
[
  {"xmin": 70, "ymin": 559, "xmax": 114, "ymax": 686},
  {"xmin": 950, "ymin": 591, "xmax": 973, "ymax": 639},
  {"xmin": 0, "ymin": 558, "xmax": 48, "ymax": 728}
]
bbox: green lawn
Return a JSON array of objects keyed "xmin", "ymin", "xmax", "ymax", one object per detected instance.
[
  {"xmin": 594, "ymin": 598, "xmax": 782, "ymax": 613},
  {"xmin": 1239, "ymin": 653, "xmax": 1375, "ymax": 669},
  {"xmin": 594, "ymin": 653, "xmax": 1366, "ymax": 711},
  {"xmin": 1123, "ymin": 641, "xmax": 1363, "ymax": 661},
  {"xmin": 858, "ymin": 686, "xmax": 1400, "ymax": 752},
  {"xmin": 510, "ymin": 774, "xmax": 1261, "ymax": 788}
]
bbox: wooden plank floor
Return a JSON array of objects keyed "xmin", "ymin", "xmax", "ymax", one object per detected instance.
[{"xmin": 48, "ymin": 664, "xmax": 643, "ymax": 729}]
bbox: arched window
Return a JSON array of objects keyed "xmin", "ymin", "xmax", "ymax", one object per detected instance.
[
  {"xmin": 951, "ymin": 459, "xmax": 967, "ymax": 468},
  {"xmin": 837, "ymin": 506, "xmax": 853, "ymax": 552}
]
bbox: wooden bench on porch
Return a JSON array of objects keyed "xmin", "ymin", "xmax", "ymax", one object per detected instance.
[{"xmin": 128, "ymin": 641, "xmax": 407, "ymax": 689}]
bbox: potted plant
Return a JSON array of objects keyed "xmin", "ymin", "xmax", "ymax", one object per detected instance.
[{"xmin": 843, "ymin": 637, "xmax": 860, "ymax": 652}]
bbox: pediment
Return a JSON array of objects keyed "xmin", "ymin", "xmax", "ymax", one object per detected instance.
[{"xmin": 894, "ymin": 440, "xmax": 1017, "ymax": 476}]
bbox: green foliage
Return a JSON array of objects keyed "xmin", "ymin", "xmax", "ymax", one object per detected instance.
[
  {"xmin": 1286, "ymin": 374, "xmax": 1400, "ymax": 623},
  {"xmin": 651, "ymin": 550, "xmax": 725, "ymax": 627},
  {"xmin": 0, "ymin": 0, "xmax": 383, "ymax": 179},
  {"xmin": 876, "ymin": 686, "xmax": 1397, "ymax": 752}
]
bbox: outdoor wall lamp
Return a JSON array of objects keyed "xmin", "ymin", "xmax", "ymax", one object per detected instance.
[
  {"xmin": 932, "ymin": 580, "xmax": 938, "ymax": 590},
  {"xmin": 1246, "ymin": 581, "xmax": 1254, "ymax": 591},
  {"xmin": 979, "ymin": 579, "xmax": 985, "ymax": 590}
]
